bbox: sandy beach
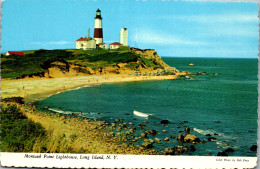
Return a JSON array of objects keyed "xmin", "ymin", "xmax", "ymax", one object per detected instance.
[{"xmin": 1, "ymin": 73, "xmax": 188, "ymax": 102}]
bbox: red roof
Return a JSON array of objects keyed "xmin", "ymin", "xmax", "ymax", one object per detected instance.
[
  {"xmin": 110, "ymin": 42, "xmax": 121, "ymax": 46},
  {"xmin": 76, "ymin": 37, "xmax": 90, "ymax": 41},
  {"xmin": 97, "ymin": 43, "xmax": 104, "ymax": 46},
  {"xmin": 7, "ymin": 51, "xmax": 25, "ymax": 56}
]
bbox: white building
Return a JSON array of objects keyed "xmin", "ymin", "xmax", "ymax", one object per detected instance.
[
  {"xmin": 110, "ymin": 42, "xmax": 122, "ymax": 49},
  {"xmin": 120, "ymin": 27, "xmax": 128, "ymax": 46},
  {"xmin": 76, "ymin": 37, "xmax": 96, "ymax": 50},
  {"xmin": 97, "ymin": 43, "xmax": 108, "ymax": 49}
]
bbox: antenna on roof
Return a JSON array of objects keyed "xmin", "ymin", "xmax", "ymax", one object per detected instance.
[{"xmin": 88, "ymin": 28, "xmax": 90, "ymax": 38}]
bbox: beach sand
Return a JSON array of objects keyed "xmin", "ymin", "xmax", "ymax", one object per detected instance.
[{"xmin": 1, "ymin": 73, "xmax": 188, "ymax": 102}]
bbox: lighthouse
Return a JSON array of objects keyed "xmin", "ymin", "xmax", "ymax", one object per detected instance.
[
  {"xmin": 120, "ymin": 27, "xmax": 128, "ymax": 46},
  {"xmin": 94, "ymin": 9, "xmax": 103, "ymax": 45}
]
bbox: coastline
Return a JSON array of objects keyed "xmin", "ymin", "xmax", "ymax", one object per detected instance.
[{"xmin": 1, "ymin": 72, "xmax": 189, "ymax": 102}]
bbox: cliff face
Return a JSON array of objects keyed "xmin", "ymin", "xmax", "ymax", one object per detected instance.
[{"xmin": 130, "ymin": 48, "xmax": 178, "ymax": 72}]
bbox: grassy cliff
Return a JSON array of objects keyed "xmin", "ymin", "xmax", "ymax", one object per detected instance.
[{"xmin": 2, "ymin": 47, "xmax": 178, "ymax": 79}]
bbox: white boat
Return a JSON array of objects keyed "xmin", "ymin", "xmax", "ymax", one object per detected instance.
[
  {"xmin": 189, "ymin": 63, "xmax": 194, "ymax": 66},
  {"xmin": 133, "ymin": 110, "xmax": 151, "ymax": 118}
]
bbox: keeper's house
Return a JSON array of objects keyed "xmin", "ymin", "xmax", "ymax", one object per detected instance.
[
  {"xmin": 5, "ymin": 51, "xmax": 25, "ymax": 56},
  {"xmin": 97, "ymin": 43, "xmax": 108, "ymax": 49},
  {"xmin": 109, "ymin": 42, "xmax": 122, "ymax": 49},
  {"xmin": 76, "ymin": 37, "xmax": 96, "ymax": 50}
]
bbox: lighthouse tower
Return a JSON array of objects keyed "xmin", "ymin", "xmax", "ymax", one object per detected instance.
[
  {"xmin": 94, "ymin": 9, "xmax": 103, "ymax": 44},
  {"xmin": 120, "ymin": 27, "xmax": 128, "ymax": 46}
]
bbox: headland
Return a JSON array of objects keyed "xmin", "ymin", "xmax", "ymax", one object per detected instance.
[{"xmin": 1, "ymin": 47, "xmax": 191, "ymax": 102}]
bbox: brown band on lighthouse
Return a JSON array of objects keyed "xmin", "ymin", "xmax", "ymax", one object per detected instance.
[{"xmin": 94, "ymin": 28, "xmax": 103, "ymax": 38}]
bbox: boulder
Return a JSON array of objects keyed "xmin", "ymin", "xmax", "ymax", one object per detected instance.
[
  {"xmin": 155, "ymin": 138, "xmax": 161, "ymax": 144},
  {"xmin": 207, "ymin": 137, "xmax": 217, "ymax": 142},
  {"xmin": 141, "ymin": 133, "xmax": 147, "ymax": 139},
  {"xmin": 250, "ymin": 145, "xmax": 257, "ymax": 151},
  {"xmin": 170, "ymin": 135, "xmax": 176, "ymax": 139},
  {"xmin": 202, "ymin": 139, "xmax": 207, "ymax": 143},
  {"xmin": 111, "ymin": 123, "xmax": 116, "ymax": 127},
  {"xmin": 108, "ymin": 132, "xmax": 115, "ymax": 137},
  {"xmin": 185, "ymin": 127, "xmax": 190, "ymax": 133},
  {"xmin": 190, "ymin": 145, "xmax": 196, "ymax": 152},
  {"xmin": 214, "ymin": 133, "xmax": 219, "ymax": 136},
  {"xmin": 144, "ymin": 121, "xmax": 149, "ymax": 123},
  {"xmin": 161, "ymin": 120, "xmax": 170, "ymax": 125},
  {"xmin": 148, "ymin": 139, "xmax": 154, "ymax": 143},
  {"xmin": 217, "ymin": 151, "xmax": 228, "ymax": 156},
  {"xmin": 129, "ymin": 122, "xmax": 134, "ymax": 126},
  {"xmin": 138, "ymin": 123, "xmax": 146, "ymax": 128},
  {"xmin": 163, "ymin": 137, "xmax": 170, "ymax": 141},
  {"xmin": 142, "ymin": 140, "xmax": 153, "ymax": 149},
  {"xmin": 205, "ymin": 134, "xmax": 211, "ymax": 137},
  {"xmin": 164, "ymin": 148, "xmax": 174, "ymax": 155},
  {"xmin": 174, "ymin": 145, "xmax": 189, "ymax": 154},
  {"xmin": 162, "ymin": 130, "xmax": 167, "ymax": 133},
  {"xmin": 224, "ymin": 148, "xmax": 234, "ymax": 153},
  {"xmin": 177, "ymin": 134, "xmax": 184, "ymax": 142},
  {"xmin": 129, "ymin": 128, "xmax": 136, "ymax": 134},
  {"xmin": 149, "ymin": 130, "xmax": 158, "ymax": 135},
  {"xmin": 184, "ymin": 134, "xmax": 201, "ymax": 143},
  {"xmin": 164, "ymin": 146, "xmax": 188, "ymax": 155}
]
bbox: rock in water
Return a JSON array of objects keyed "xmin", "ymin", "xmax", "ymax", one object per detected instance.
[
  {"xmin": 217, "ymin": 151, "xmax": 228, "ymax": 156},
  {"xmin": 207, "ymin": 137, "xmax": 217, "ymax": 141},
  {"xmin": 141, "ymin": 133, "xmax": 147, "ymax": 139},
  {"xmin": 142, "ymin": 140, "xmax": 153, "ymax": 149},
  {"xmin": 161, "ymin": 120, "xmax": 170, "ymax": 125},
  {"xmin": 184, "ymin": 134, "xmax": 201, "ymax": 143},
  {"xmin": 164, "ymin": 148, "xmax": 175, "ymax": 155},
  {"xmin": 163, "ymin": 137, "xmax": 170, "ymax": 141},
  {"xmin": 174, "ymin": 145, "xmax": 188, "ymax": 154},
  {"xmin": 177, "ymin": 134, "xmax": 184, "ymax": 142},
  {"xmin": 162, "ymin": 130, "xmax": 167, "ymax": 133},
  {"xmin": 190, "ymin": 145, "xmax": 196, "ymax": 152},
  {"xmin": 250, "ymin": 145, "xmax": 257, "ymax": 151},
  {"xmin": 149, "ymin": 130, "xmax": 158, "ymax": 135},
  {"xmin": 185, "ymin": 127, "xmax": 190, "ymax": 133},
  {"xmin": 170, "ymin": 135, "xmax": 176, "ymax": 139},
  {"xmin": 224, "ymin": 148, "xmax": 234, "ymax": 153},
  {"xmin": 155, "ymin": 138, "xmax": 161, "ymax": 144}
]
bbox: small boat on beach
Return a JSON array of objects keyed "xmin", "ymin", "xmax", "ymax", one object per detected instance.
[{"xmin": 133, "ymin": 110, "xmax": 151, "ymax": 118}]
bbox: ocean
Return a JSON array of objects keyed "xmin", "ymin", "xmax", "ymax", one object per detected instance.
[{"xmin": 35, "ymin": 57, "xmax": 258, "ymax": 156}]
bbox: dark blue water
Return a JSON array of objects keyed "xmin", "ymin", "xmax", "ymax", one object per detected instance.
[{"xmin": 35, "ymin": 57, "xmax": 258, "ymax": 156}]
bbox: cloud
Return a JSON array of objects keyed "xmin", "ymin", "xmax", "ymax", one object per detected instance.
[
  {"xmin": 133, "ymin": 29, "xmax": 208, "ymax": 46},
  {"xmin": 160, "ymin": 13, "xmax": 259, "ymax": 24},
  {"xmin": 31, "ymin": 41, "xmax": 73, "ymax": 45}
]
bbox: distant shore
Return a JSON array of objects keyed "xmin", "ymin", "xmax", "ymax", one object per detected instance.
[{"xmin": 1, "ymin": 72, "xmax": 190, "ymax": 102}]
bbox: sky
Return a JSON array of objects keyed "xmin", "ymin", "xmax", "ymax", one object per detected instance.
[{"xmin": 1, "ymin": 0, "xmax": 259, "ymax": 58}]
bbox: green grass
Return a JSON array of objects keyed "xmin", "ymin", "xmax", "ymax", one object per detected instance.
[
  {"xmin": 0, "ymin": 103, "xmax": 47, "ymax": 152},
  {"xmin": 139, "ymin": 57, "xmax": 164, "ymax": 69},
  {"xmin": 124, "ymin": 62, "xmax": 141, "ymax": 70}
]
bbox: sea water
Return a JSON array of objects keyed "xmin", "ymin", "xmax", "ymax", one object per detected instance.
[{"xmin": 35, "ymin": 57, "xmax": 258, "ymax": 156}]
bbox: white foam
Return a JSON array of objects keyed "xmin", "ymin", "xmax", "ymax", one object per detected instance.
[{"xmin": 193, "ymin": 128, "xmax": 236, "ymax": 139}]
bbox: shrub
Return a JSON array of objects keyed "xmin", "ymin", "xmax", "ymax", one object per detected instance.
[
  {"xmin": 139, "ymin": 57, "xmax": 163, "ymax": 69},
  {"xmin": 0, "ymin": 104, "xmax": 47, "ymax": 152},
  {"xmin": 125, "ymin": 62, "xmax": 140, "ymax": 70}
]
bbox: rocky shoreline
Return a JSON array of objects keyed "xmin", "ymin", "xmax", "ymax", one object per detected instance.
[{"xmin": 29, "ymin": 98, "xmax": 256, "ymax": 156}]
